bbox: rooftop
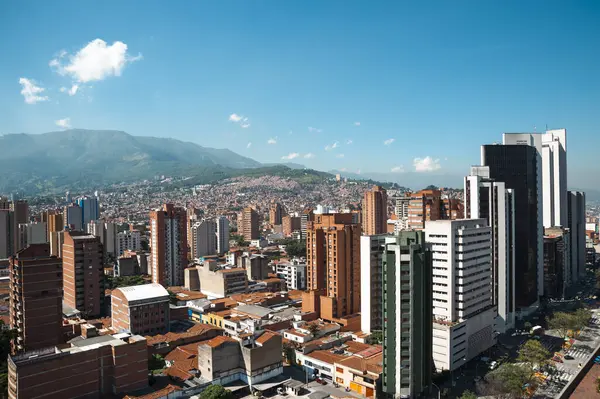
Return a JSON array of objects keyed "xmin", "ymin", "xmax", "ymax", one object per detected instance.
[
  {"xmin": 234, "ymin": 304, "xmax": 273, "ymax": 318},
  {"xmin": 116, "ymin": 283, "xmax": 169, "ymax": 302}
]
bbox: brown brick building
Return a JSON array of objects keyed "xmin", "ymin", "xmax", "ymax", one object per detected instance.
[
  {"xmin": 305, "ymin": 213, "xmax": 361, "ymax": 321},
  {"xmin": 9, "ymin": 244, "xmax": 63, "ymax": 353},
  {"xmin": 282, "ymin": 215, "xmax": 301, "ymax": 237},
  {"xmin": 241, "ymin": 206, "xmax": 259, "ymax": 241},
  {"xmin": 7, "ymin": 333, "xmax": 148, "ymax": 399},
  {"xmin": 407, "ymin": 189, "xmax": 442, "ymax": 229},
  {"xmin": 62, "ymin": 231, "xmax": 105, "ymax": 318},
  {"xmin": 112, "ymin": 283, "xmax": 170, "ymax": 335},
  {"xmin": 362, "ymin": 185, "xmax": 388, "ymax": 235},
  {"xmin": 150, "ymin": 204, "xmax": 188, "ymax": 286},
  {"xmin": 269, "ymin": 202, "xmax": 284, "ymax": 226}
]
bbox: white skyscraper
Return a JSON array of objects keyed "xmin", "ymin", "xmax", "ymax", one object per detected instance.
[
  {"xmin": 465, "ymin": 166, "xmax": 516, "ymax": 332},
  {"xmin": 425, "ymin": 219, "xmax": 497, "ymax": 371},
  {"xmin": 191, "ymin": 220, "xmax": 217, "ymax": 259},
  {"xmin": 216, "ymin": 216, "xmax": 230, "ymax": 254}
]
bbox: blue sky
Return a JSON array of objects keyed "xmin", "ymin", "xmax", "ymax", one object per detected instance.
[{"xmin": 1, "ymin": 1, "xmax": 599, "ymax": 187}]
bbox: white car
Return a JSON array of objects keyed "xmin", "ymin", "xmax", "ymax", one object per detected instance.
[{"xmin": 489, "ymin": 361, "xmax": 498, "ymax": 370}]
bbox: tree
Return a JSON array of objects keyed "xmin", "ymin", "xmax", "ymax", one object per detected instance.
[
  {"xmin": 484, "ymin": 363, "xmax": 531, "ymax": 398},
  {"xmin": 524, "ymin": 321, "xmax": 532, "ymax": 331},
  {"xmin": 148, "ymin": 354, "xmax": 165, "ymax": 371},
  {"xmin": 283, "ymin": 341, "xmax": 297, "ymax": 365},
  {"xmin": 0, "ymin": 321, "xmax": 17, "ymax": 394},
  {"xmin": 307, "ymin": 322, "xmax": 320, "ymax": 337},
  {"xmin": 517, "ymin": 339, "xmax": 550, "ymax": 372},
  {"xmin": 574, "ymin": 308, "xmax": 592, "ymax": 332},
  {"xmin": 459, "ymin": 390, "xmax": 477, "ymax": 399},
  {"xmin": 200, "ymin": 384, "xmax": 234, "ymax": 399},
  {"xmin": 546, "ymin": 312, "xmax": 573, "ymax": 338},
  {"xmin": 285, "ymin": 240, "xmax": 306, "ymax": 258},
  {"xmin": 167, "ymin": 290, "xmax": 178, "ymax": 304},
  {"xmin": 370, "ymin": 330, "xmax": 383, "ymax": 344}
]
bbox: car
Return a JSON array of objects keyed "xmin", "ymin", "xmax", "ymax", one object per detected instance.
[
  {"xmin": 319, "ymin": 379, "xmax": 327, "ymax": 385},
  {"xmin": 564, "ymin": 355, "xmax": 574, "ymax": 360},
  {"xmin": 489, "ymin": 361, "xmax": 498, "ymax": 370}
]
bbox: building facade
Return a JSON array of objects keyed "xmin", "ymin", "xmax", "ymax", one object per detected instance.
[
  {"xmin": 269, "ymin": 202, "xmax": 284, "ymax": 226},
  {"xmin": 275, "ymin": 261, "xmax": 307, "ymax": 290},
  {"xmin": 62, "ymin": 232, "xmax": 105, "ymax": 318},
  {"xmin": 150, "ymin": 204, "xmax": 188, "ymax": 286},
  {"xmin": 116, "ymin": 229, "xmax": 142, "ymax": 256},
  {"xmin": 362, "ymin": 185, "xmax": 388, "ymax": 235},
  {"xmin": 407, "ymin": 190, "xmax": 441, "ymax": 230},
  {"xmin": 360, "ymin": 234, "xmax": 388, "ymax": 333},
  {"xmin": 190, "ymin": 220, "xmax": 216, "ymax": 259},
  {"xmin": 381, "ymin": 231, "xmax": 432, "ymax": 398},
  {"xmin": 9, "ymin": 244, "xmax": 63, "ymax": 353},
  {"xmin": 568, "ymin": 191, "xmax": 586, "ymax": 282},
  {"xmin": 216, "ymin": 216, "xmax": 230, "ymax": 254},
  {"xmin": 241, "ymin": 207, "xmax": 259, "ymax": 241},
  {"xmin": 112, "ymin": 283, "xmax": 170, "ymax": 335}
]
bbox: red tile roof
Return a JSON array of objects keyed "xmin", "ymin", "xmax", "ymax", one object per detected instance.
[{"xmin": 202, "ymin": 335, "xmax": 237, "ymax": 348}]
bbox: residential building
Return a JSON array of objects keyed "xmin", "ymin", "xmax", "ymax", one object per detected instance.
[
  {"xmin": 9, "ymin": 244, "xmax": 63, "ymax": 353},
  {"xmin": 45, "ymin": 211, "xmax": 63, "ymax": 238},
  {"xmin": 425, "ymin": 219, "xmax": 497, "ymax": 371},
  {"xmin": 482, "ymin": 143, "xmax": 543, "ymax": 311},
  {"xmin": 7, "ymin": 332, "xmax": 148, "ymax": 399},
  {"xmin": 305, "ymin": 213, "xmax": 361, "ymax": 321},
  {"xmin": 0, "ymin": 209, "xmax": 14, "ymax": 258},
  {"xmin": 117, "ymin": 229, "xmax": 142, "ymax": 256},
  {"xmin": 543, "ymin": 228, "xmax": 570, "ymax": 299},
  {"xmin": 77, "ymin": 195, "xmax": 100, "ymax": 225},
  {"xmin": 150, "ymin": 203, "xmax": 188, "ymax": 286},
  {"xmin": 362, "ymin": 185, "xmax": 388, "ymax": 235},
  {"xmin": 282, "ymin": 215, "xmax": 301, "ymax": 237},
  {"xmin": 18, "ymin": 222, "xmax": 47, "ymax": 249},
  {"xmin": 275, "ymin": 261, "xmax": 307, "ymax": 290},
  {"xmin": 381, "ymin": 231, "xmax": 432, "ymax": 398},
  {"xmin": 10, "ymin": 200, "xmax": 29, "ymax": 252},
  {"xmin": 394, "ymin": 195, "xmax": 410, "ymax": 231},
  {"xmin": 300, "ymin": 209, "xmax": 314, "ymax": 240},
  {"xmin": 63, "ymin": 231, "xmax": 105, "ymax": 318},
  {"xmin": 270, "ymin": 202, "xmax": 284, "ymax": 226},
  {"xmin": 187, "ymin": 261, "xmax": 248, "ymax": 298},
  {"xmin": 197, "ymin": 331, "xmax": 283, "ymax": 389},
  {"xmin": 407, "ymin": 189, "xmax": 441, "ymax": 229},
  {"xmin": 116, "ymin": 255, "xmax": 139, "ymax": 277},
  {"xmin": 237, "ymin": 254, "xmax": 270, "ymax": 281},
  {"xmin": 112, "ymin": 283, "xmax": 170, "ymax": 335},
  {"xmin": 568, "ymin": 191, "xmax": 586, "ymax": 282},
  {"xmin": 64, "ymin": 203, "xmax": 83, "ymax": 231},
  {"xmin": 190, "ymin": 220, "xmax": 216, "ymax": 259},
  {"xmin": 360, "ymin": 234, "xmax": 388, "ymax": 333},
  {"xmin": 49, "ymin": 230, "xmax": 64, "ymax": 258},
  {"xmin": 464, "ymin": 166, "xmax": 516, "ymax": 332},
  {"xmin": 216, "ymin": 216, "xmax": 230, "ymax": 254},
  {"xmin": 242, "ymin": 207, "xmax": 259, "ymax": 241},
  {"xmin": 104, "ymin": 221, "xmax": 117, "ymax": 257}
]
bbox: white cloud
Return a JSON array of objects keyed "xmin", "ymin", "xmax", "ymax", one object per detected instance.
[
  {"xmin": 383, "ymin": 138, "xmax": 395, "ymax": 146},
  {"xmin": 391, "ymin": 166, "xmax": 405, "ymax": 173},
  {"xmin": 267, "ymin": 137, "xmax": 277, "ymax": 145},
  {"xmin": 413, "ymin": 156, "xmax": 442, "ymax": 172},
  {"xmin": 246, "ymin": 142, "xmax": 252, "ymax": 148},
  {"xmin": 229, "ymin": 113, "xmax": 243, "ymax": 122},
  {"xmin": 340, "ymin": 168, "xmax": 347, "ymax": 172},
  {"xmin": 50, "ymin": 39, "xmax": 141, "ymax": 83},
  {"xmin": 325, "ymin": 141, "xmax": 340, "ymax": 151},
  {"xmin": 354, "ymin": 122, "xmax": 360, "ymax": 126},
  {"xmin": 304, "ymin": 153, "xmax": 315, "ymax": 159},
  {"xmin": 336, "ymin": 154, "xmax": 345, "ymax": 158},
  {"xmin": 308, "ymin": 127, "xmax": 322, "ymax": 133},
  {"xmin": 55, "ymin": 117, "xmax": 71, "ymax": 129},
  {"xmin": 19, "ymin": 78, "xmax": 49, "ymax": 104},
  {"xmin": 346, "ymin": 139, "xmax": 353, "ymax": 145},
  {"xmin": 281, "ymin": 153, "xmax": 299, "ymax": 160},
  {"xmin": 240, "ymin": 122, "xmax": 250, "ymax": 128}
]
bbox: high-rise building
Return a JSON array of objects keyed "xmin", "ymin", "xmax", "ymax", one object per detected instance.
[
  {"xmin": 64, "ymin": 203, "xmax": 83, "ymax": 231},
  {"xmin": 300, "ymin": 209, "xmax": 314, "ymax": 240},
  {"xmin": 62, "ymin": 231, "xmax": 105, "ymax": 318},
  {"xmin": 568, "ymin": 191, "xmax": 586, "ymax": 282},
  {"xmin": 0, "ymin": 196, "xmax": 9, "ymax": 210},
  {"xmin": 46, "ymin": 212, "xmax": 63, "ymax": 236},
  {"xmin": 0, "ymin": 209, "xmax": 14, "ymax": 258},
  {"xmin": 104, "ymin": 221, "xmax": 117, "ymax": 257},
  {"xmin": 543, "ymin": 228, "xmax": 570, "ymax": 299},
  {"xmin": 241, "ymin": 207, "xmax": 259, "ymax": 241},
  {"xmin": 482, "ymin": 143, "xmax": 543, "ymax": 311},
  {"xmin": 407, "ymin": 189, "xmax": 441, "ymax": 229},
  {"xmin": 186, "ymin": 207, "xmax": 203, "ymax": 259},
  {"xmin": 191, "ymin": 220, "xmax": 217, "ymax": 259},
  {"xmin": 381, "ymin": 231, "xmax": 432, "ymax": 398},
  {"xmin": 77, "ymin": 195, "xmax": 100, "ymax": 225},
  {"xmin": 464, "ymin": 166, "xmax": 516, "ymax": 332},
  {"xmin": 282, "ymin": 215, "xmax": 301, "ymax": 237},
  {"xmin": 116, "ymin": 230, "xmax": 142, "ymax": 256},
  {"xmin": 360, "ymin": 234, "xmax": 388, "ymax": 333},
  {"xmin": 504, "ymin": 129, "xmax": 567, "ymax": 228},
  {"xmin": 9, "ymin": 244, "xmax": 63, "ymax": 353},
  {"xmin": 362, "ymin": 185, "xmax": 388, "ymax": 235},
  {"xmin": 269, "ymin": 202, "xmax": 284, "ymax": 226},
  {"xmin": 216, "ymin": 216, "xmax": 230, "ymax": 254},
  {"xmin": 10, "ymin": 200, "xmax": 29, "ymax": 252},
  {"xmin": 305, "ymin": 213, "xmax": 361, "ymax": 320},
  {"xmin": 17, "ymin": 222, "xmax": 48, "ymax": 249},
  {"xmin": 425, "ymin": 219, "xmax": 497, "ymax": 371},
  {"xmin": 150, "ymin": 204, "xmax": 188, "ymax": 286}
]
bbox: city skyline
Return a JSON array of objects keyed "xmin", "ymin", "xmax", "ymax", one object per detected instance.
[{"xmin": 1, "ymin": 2, "xmax": 599, "ymax": 188}]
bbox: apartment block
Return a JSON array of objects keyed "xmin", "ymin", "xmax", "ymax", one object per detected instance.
[
  {"xmin": 9, "ymin": 244, "xmax": 63, "ymax": 353},
  {"xmin": 190, "ymin": 220, "xmax": 216, "ymax": 259},
  {"xmin": 62, "ymin": 231, "xmax": 105, "ymax": 318},
  {"xmin": 300, "ymin": 209, "xmax": 314, "ymax": 240},
  {"xmin": 381, "ymin": 231, "xmax": 432, "ymax": 398},
  {"xmin": 187, "ymin": 261, "xmax": 248, "ymax": 298},
  {"xmin": 407, "ymin": 190, "xmax": 441, "ymax": 229},
  {"xmin": 242, "ymin": 207, "xmax": 260, "ymax": 241},
  {"xmin": 360, "ymin": 234, "xmax": 388, "ymax": 333},
  {"xmin": 305, "ymin": 213, "xmax": 361, "ymax": 321},
  {"xmin": 150, "ymin": 203, "xmax": 188, "ymax": 286},
  {"xmin": 425, "ymin": 219, "xmax": 496, "ymax": 371},
  {"xmin": 237, "ymin": 254, "xmax": 270, "ymax": 281},
  {"xmin": 216, "ymin": 216, "xmax": 230, "ymax": 254},
  {"xmin": 0, "ymin": 209, "xmax": 14, "ymax": 258},
  {"xmin": 275, "ymin": 261, "xmax": 307, "ymax": 290},
  {"xmin": 18, "ymin": 222, "xmax": 47, "ymax": 249},
  {"xmin": 10, "ymin": 200, "xmax": 29, "ymax": 253},
  {"xmin": 112, "ymin": 283, "xmax": 170, "ymax": 335},
  {"xmin": 362, "ymin": 185, "xmax": 388, "ymax": 235},
  {"xmin": 269, "ymin": 202, "xmax": 284, "ymax": 226},
  {"xmin": 7, "ymin": 333, "xmax": 148, "ymax": 399},
  {"xmin": 64, "ymin": 203, "xmax": 83, "ymax": 231},
  {"xmin": 282, "ymin": 215, "xmax": 301, "ymax": 237},
  {"xmin": 568, "ymin": 191, "xmax": 586, "ymax": 282},
  {"xmin": 117, "ymin": 230, "xmax": 142, "ymax": 257}
]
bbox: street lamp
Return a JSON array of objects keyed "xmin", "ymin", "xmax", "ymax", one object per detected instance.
[{"xmin": 431, "ymin": 382, "xmax": 441, "ymax": 399}]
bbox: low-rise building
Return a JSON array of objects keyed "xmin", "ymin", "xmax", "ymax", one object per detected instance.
[
  {"xmin": 112, "ymin": 283, "xmax": 170, "ymax": 335},
  {"xmin": 275, "ymin": 261, "xmax": 306, "ymax": 290},
  {"xmin": 188, "ymin": 261, "xmax": 248, "ymax": 298},
  {"xmin": 8, "ymin": 333, "xmax": 148, "ymax": 399}
]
